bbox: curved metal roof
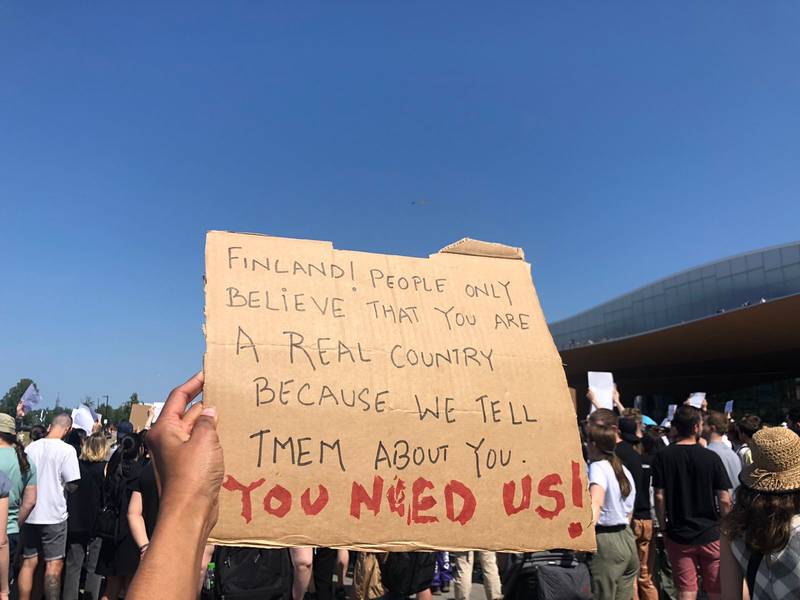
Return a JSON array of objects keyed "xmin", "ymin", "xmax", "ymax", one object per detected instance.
[{"xmin": 550, "ymin": 241, "xmax": 800, "ymax": 349}]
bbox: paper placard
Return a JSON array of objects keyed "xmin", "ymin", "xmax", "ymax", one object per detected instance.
[
  {"xmin": 687, "ymin": 392, "xmax": 706, "ymax": 409},
  {"xmin": 20, "ymin": 384, "xmax": 42, "ymax": 413},
  {"xmin": 724, "ymin": 400, "xmax": 734, "ymax": 414},
  {"xmin": 71, "ymin": 406, "xmax": 95, "ymax": 436},
  {"xmin": 204, "ymin": 231, "xmax": 594, "ymax": 552},
  {"xmin": 588, "ymin": 371, "xmax": 614, "ymax": 412},
  {"xmin": 667, "ymin": 404, "xmax": 677, "ymax": 420},
  {"xmin": 151, "ymin": 402, "xmax": 165, "ymax": 423}
]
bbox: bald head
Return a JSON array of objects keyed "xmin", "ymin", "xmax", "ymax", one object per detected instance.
[{"xmin": 48, "ymin": 413, "xmax": 73, "ymax": 439}]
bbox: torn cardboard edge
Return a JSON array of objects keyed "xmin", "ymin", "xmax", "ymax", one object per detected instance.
[
  {"xmin": 205, "ymin": 230, "xmax": 524, "ymax": 262},
  {"xmin": 438, "ymin": 237, "xmax": 525, "ymax": 261}
]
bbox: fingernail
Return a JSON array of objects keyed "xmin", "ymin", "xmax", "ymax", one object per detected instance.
[{"xmin": 202, "ymin": 407, "xmax": 217, "ymax": 418}]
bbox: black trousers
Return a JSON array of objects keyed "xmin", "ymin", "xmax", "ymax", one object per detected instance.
[{"xmin": 314, "ymin": 548, "xmax": 338, "ymax": 600}]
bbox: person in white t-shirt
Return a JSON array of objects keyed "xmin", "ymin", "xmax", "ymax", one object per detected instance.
[
  {"xmin": 587, "ymin": 423, "xmax": 639, "ymax": 600},
  {"xmin": 18, "ymin": 413, "xmax": 80, "ymax": 600}
]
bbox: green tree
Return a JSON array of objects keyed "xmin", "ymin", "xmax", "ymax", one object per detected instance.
[
  {"xmin": 1, "ymin": 378, "xmax": 35, "ymax": 415},
  {"xmin": 130, "ymin": 392, "xmax": 139, "ymax": 405}
]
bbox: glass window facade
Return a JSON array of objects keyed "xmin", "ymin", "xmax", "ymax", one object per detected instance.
[{"xmin": 550, "ymin": 242, "xmax": 800, "ymax": 350}]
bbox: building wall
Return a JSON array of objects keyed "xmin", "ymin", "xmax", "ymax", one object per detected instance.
[{"xmin": 550, "ymin": 242, "xmax": 800, "ymax": 350}]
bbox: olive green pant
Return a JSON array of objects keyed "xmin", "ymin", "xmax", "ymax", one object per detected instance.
[{"xmin": 590, "ymin": 527, "xmax": 640, "ymax": 600}]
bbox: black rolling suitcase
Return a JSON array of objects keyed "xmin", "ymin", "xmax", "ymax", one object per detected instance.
[{"xmin": 502, "ymin": 551, "xmax": 592, "ymax": 600}]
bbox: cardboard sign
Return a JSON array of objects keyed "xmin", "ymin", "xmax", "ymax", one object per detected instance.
[
  {"xmin": 204, "ymin": 231, "xmax": 594, "ymax": 552},
  {"xmin": 129, "ymin": 404, "xmax": 153, "ymax": 433}
]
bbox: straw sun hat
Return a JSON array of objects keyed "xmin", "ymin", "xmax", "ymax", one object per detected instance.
[{"xmin": 741, "ymin": 427, "xmax": 800, "ymax": 493}]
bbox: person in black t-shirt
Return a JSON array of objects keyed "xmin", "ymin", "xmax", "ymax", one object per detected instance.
[
  {"xmin": 617, "ymin": 418, "xmax": 657, "ymax": 600},
  {"xmin": 64, "ymin": 432, "xmax": 108, "ymax": 600},
  {"xmin": 127, "ymin": 460, "xmax": 159, "ymax": 555},
  {"xmin": 97, "ymin": 434, "xmax": 144, "ymax": 600},
  {"xmin": 652, "ymin": 405, "xmax": 731, "ymax": 600}
]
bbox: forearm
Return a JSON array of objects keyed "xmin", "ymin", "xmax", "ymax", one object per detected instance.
[
  {"xmin": 0, "ymin": 534, "xmax": 8, "ymax": 595},
  {"xmin": 718, "ymin": 491, "xmax": 732, "ymax": 518},
  {"xmin": 18, "ymin": 494, "xmax": 35, "ymax": 526},
  {"xmin": 126, "ymin": 498, "xmax": 211, "ymax": 600},
  {"xmin": 654, "ymin": 492, "xmax": 666, "ymax": 530},
  {"xmin": 128, "ymin": 514, "xmax": 150, "ymax": 550}
]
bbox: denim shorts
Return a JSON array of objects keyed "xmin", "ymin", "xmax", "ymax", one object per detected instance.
[{"xmin": 22, "ymin": 521, "xmax": 68, "ymax": 561}]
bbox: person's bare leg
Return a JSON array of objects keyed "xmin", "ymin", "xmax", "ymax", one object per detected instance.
[
  {"xmin": 31, "ymin": 559, "xmax": 45, "ymax": 600},
  {"xmin": 43, "ymin": 559, "xmax": 64, "ymax": 600},
  {"xmin": 17, "ymin": 556, "xmax": 38, "ymax": 600},
  {"xmin": 291, "ymin": 547, "xmax": 314, "ymax": 600},
  {"xmin": 336, "ymin": 550, "xmax": 349, "ymax": 593}
]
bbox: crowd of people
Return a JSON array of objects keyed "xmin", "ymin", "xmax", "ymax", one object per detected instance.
[
  {"xmin": 584, "ymin": 390, "xmax": 800, "ymax": 600},
  {"xmin": 2, "ymin": 374, "xmax": 800, "ymax": 600}
]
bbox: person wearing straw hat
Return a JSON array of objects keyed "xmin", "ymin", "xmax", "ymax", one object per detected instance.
[{"xmin": 721, "ymin": 427, "xmax": 800, "ymax": 599}]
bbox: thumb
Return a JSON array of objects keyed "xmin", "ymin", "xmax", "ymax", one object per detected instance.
[{"xmin": 189, "ymin": 409, "xmax": 219, "ymax": 444}]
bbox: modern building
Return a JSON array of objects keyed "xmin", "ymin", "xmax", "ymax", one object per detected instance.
[{"xmin": 551, "ymin": 242, "xmax": 800, "ymax": 422}]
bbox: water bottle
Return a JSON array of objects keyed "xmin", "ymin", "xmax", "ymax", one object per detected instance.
[{"xmin": 204, "ymin": 561, "xmax": 216, "ymax": 592}]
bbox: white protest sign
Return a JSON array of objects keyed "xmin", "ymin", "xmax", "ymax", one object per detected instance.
[
  {"xmin": 151, "ymin": 402, "xmax": 165, "ymax": 423},
  {"xmin": 20, "ymin": 384, "xmax": 43, "ymax": 413},
  {"xmin": 667, "ymin": 404, "xmax": 677, "ymax": 421},
  {"xmin": 71, "ymin": 406, "xmax": 96, "ymax": 436},
  {"xmin": 588, "ymin": 372, "xmax": 614, "ymax": 412},
  {"xmin": 687, "ymin": 392, "xmax": 706, "ymax": 409},
  {"xmin": 724, "ymin": 400, "xmax": 734, "ymax": 414}
]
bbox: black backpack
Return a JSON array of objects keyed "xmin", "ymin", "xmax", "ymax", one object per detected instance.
[
  {"xmin": 379, "ymin": 552, "xmax": 436, "ymax": 597},
  {"xmin": 502, "ymin": 551, "xmax": 592, "ymax": 600},
  {"xmin": 209, "ymin": 546, "xmax": 293, "ymax": 600},
  {"xmin": 95, "ymin": 465, "xmax": 127, "ymax": 542}
]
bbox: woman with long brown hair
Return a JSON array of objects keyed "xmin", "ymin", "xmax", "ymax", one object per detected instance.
[
  {"xmin": 721, "ymin": 427, "xmax": 800, "ymax": 599},
  {"xmin": 587, "ymin": 423, "xmax": 639, "ymax": 600}
]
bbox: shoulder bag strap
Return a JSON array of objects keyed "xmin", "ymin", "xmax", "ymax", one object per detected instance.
[{"xmin": 746, "ymin": 549, "xmax": 764, "ymax": 599}]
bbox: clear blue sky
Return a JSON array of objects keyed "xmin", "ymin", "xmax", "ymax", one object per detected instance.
[{"xmin": 2, "ymin": 3, "xmax": 799, "ymax": 409}]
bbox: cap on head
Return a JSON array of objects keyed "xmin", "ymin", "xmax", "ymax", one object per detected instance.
[
  {"xmin": 0, "ymin": 414, "xmax": 15, "ymax": 436},
  {"xmin": 117, "ymin": 420, "xmax": 134, "ymax": 435},
  {"xmin": 741, "ymin": 427, "xmax": 800, "ymax": 493},
  {"xmin": 618, "ymin": 417, "xmax": 639, "ymax": 443}
]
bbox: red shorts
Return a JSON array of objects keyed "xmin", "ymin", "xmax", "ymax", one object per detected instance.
[{"xmin": 664, "ymin": 538, "xmax": 721, "ymax": 593}]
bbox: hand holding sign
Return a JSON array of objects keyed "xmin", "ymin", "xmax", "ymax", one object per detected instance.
[
  {"xmin": 147, "ymin": 372, "xmax": 224, "ymax": 526},
  {"xmin": 19, "ymin": 384, "xmax": 42, "ymax": 415},
  {"xmin": 686, "ymin": 392, "xmax": 707, "ymax": 411},
  {"xmin": 126, "ymin": 372, "xmax": 224, "ymax": 600}
]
